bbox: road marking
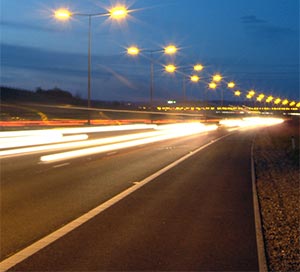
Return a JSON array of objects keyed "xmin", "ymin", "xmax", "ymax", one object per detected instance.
[
  {"xmin": 251, "ymin": 140, "xmax": 268, "ymax": 272},
  {"xmin": 0, "ymin": 133, "xmax": 232, "ymax": 272},
  {"xmin": 53, "ymin": 163, "xmax": 70, "ymax": 168}
]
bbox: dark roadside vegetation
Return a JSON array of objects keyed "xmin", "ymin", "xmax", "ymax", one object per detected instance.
[
  {"xmin": 254, "ymin": 118, "xmax": 300, "ymax": 271},
  {"xmin": 0, "ymin": 86, "xmax": 161, "ymax": 123},
  {"xmin": 0, "ymin": 86, "xmax": 209, "ymax": 124}
]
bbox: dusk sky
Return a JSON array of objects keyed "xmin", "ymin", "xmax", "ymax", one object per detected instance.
[{"xmin": 1, "ymin": 0, "xmax": 299, "ymax": 102}]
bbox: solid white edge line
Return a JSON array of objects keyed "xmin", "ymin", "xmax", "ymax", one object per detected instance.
[
  {"xmin": 251, "ymin": 139, "xmax": 268, "ymax": 272},
  {"xmin": 0, "ymin": 133, "xmax": 231, "ymax": 272}
]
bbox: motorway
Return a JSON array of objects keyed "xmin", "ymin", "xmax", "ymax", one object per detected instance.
[{"xmin": 0, "ymin": 120, "xmax": 281, "ymax": 271}]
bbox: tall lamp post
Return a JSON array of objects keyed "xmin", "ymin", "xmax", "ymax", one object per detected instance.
[
  {"xmin": 54, "ymin": 6, "xmax": 129, "ymax": 124},
  {"xmin": 181, "ymin": 64, "xmax": 204, "ymax": 102},
  {"xmin": 127, "ymin": 45, "xmax": 178, "ymax": 107}
]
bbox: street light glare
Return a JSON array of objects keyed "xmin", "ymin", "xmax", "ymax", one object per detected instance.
[
  {"xmin": 212, "ymin": 74, "xmax": 222, "ymax": 82},
  {"xmin": 209, "ymin": 82, "xmax": 217, "ymax": 89},
  {"xmin": 190, "ymin": 75, "xmax": 200, "ymax": 82},
  {"xmin": 227, "ymin": 81, "xmax": 235, "ymax": 88},
  {"xmin": 109, "ymin": 6, "xmax": 128, "ymax": 20},
  {"xmin": 289, "ymin": 101, "xmax": 296, "ymax": 106},
  {"xmin": 282, "ymin": 99, "xmax": 289, "ymax": 105},
  {"xmin": 194, "ymin": 64, "xmax": 204, "ymax": 71},
  {"xmin": 54, "ymin": 8, "xmax": 72, "ymax": 21},
  {"xmin": 164, "ymin": 45, "xmax": 177, "ymax": 55},
  {"xmin": 165, "ymin": 64, "xmax": 176, "ymax": 73},
  {"xmin": 234, "ymin": 90, "xmax": 241, "ymax": 96},
  {"xmin": 249, "ymin": 90, "xmax": 256, "ymax": 96},
  {"xmin": 127, "ymin": 46, "xmax": 139, "ymax": 55},
  {"xmin": 274, "ymin": 98, "xmax": 281, "ymax": 104}
]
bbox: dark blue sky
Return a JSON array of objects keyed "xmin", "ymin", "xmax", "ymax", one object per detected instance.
[{"xmin": 1, "ymin": 0, "xmax": 299, "ymax": 102}]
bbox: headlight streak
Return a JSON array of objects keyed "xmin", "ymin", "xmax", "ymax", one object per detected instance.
[
  {"xmin": 0, "ymin": 130, "xmax": 168, "ymax": 158},
  {"xmin": 40, "ymin": 124, "xmax": 218, "ymax": 163},
  {"xmin": 0, "ymin": 124, "xmax": 157, "ymax": 138},
  {"xmin": 219, "ymin": 117, "xmax": 284, "ymax": 128},
  {"xmin": 0, "ymin": 134, "xmax": 88, "ymax": 149}
]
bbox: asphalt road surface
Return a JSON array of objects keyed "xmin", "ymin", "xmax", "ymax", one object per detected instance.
[
  {"xmin": 1, "ymin": 128, "xmax": 224, "ymax": 258},
  {"xmin": 1, "ymin": 128, "xmax": 259, "ymax": 271}
]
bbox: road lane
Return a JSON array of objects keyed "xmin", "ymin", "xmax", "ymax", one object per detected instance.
[
  {"xmin": 1, "ymin": 129, "xmax": 226, "ymax": 260},
  {"xmin": 7, "ymin": 130, "xmax": 259, "ymax": 271}
]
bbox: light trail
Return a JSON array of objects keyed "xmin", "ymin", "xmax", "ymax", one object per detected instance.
[
  {"xmin": 0, "ymin": 124, "xmax": 157, "ymax": 138},
  {"xmin": 0, "ymin": 130, "xmax": 168, "ymax": 158},
  {"xmin": 219, "ymin": 117, "xmax": 284, "ymax": 128},
  {"xmin": 53, "ymin": 124, "xmax": 157, "ymax": 134},
  {"xmin": 0, "ymin": 134, "xmax": 88, "ymax": 149},
  {"xmin": 0, "ymin": 123, "xmax": 199, "ymax": 158},
  {"xmin": 40, "ymin": 124, "xmax": 218, "ymax": 163}
]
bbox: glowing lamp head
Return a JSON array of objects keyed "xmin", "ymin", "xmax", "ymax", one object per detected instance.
[
  {"xmin": 127, "ymin": 46, "xmax": 139, "ymax": 56},
  {"xmin": 296, "ymin": 102, "xmax": 300, "ymax": 108},
  {"xmin": 246, "ymin": 94, "xmax": 252, "ymax": 99},
  {"xmin": 194, "ymin": 64, "xmax": 204, "ymax": 71},
  {"xmin": 266, "ymin": 96, "xmax": 274, "ymax": 103},
  {"xmin": 227, "ymin": 82, "xmax": 235, "ymax": 88},
  {"xmin": 54, "ymin": 8, "xmax": 72, "ymax": 21},
  {"xmin": 289, "ymin": 101, "xmax": 296, "ymax": 106},
  {"xmin": 164, "ymin": 45, "xmax": 177, "ymax": 55},
  {"xmin": 249, "ymin": 90, "xmax": 256, "ymax": 96},
  {"xmin": 282, "ymin": 99, "xmax": 289, "ymax": 105},
  {"xmin": 165, "ymin": 64, "xmax": 176, "ymax": 73},
  {"xmin": 190, "ymin": 75, "xmax": 200, "ymax": 82},
  {"xmin": 274, "ymin": 98, "xmax": 281, "ymax": 104},
  {"xmin": 212, "ymin": 74, "xmax": 222, "ymax": 82},
  {"xmin": 109, "ymin": 6, "xmax": 128, "ymax": 20},
  {"xmin": 209, "ymin": 82, "xmax": 217, "ymax": 89},
  {"xmin": 234, "ymin": 90, "xmax": 241, "ymax": 96}
]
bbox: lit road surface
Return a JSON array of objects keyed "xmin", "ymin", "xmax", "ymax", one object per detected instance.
[{"xmin": 0, "ymin": 119, "xmax": 282, "ymax": 271}]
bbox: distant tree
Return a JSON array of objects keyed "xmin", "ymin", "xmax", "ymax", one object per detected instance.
[
  {"xmin": 36, "ymin": 87, "xmax": 44, "ymax": 93},
  {"xmin": 46, "ymin": 87, "xmax": 73, "ymax": 99}
]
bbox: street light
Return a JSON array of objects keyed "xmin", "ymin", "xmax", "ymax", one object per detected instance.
[
  {"xmin": 127, "ymin": 44, "xmax": 178, "ymax": 106},
  {"xmin": 266, "ymin": 96, "xmax": 274, "ymax": 103},
  {"xmin": 54, "ymin": 5, "xmax": 129, "ymax": 124},
  {"xmin": 249, "ymin": 90, "xmax": 256, "ymax": 96},
  {"xmin": 227, "ymin": 81, "xmax": 235, "ymax": 89},
  {"xmin": 256, "ymin": 94, "xmax": 265, "ymax": 103},
  {"xmin": 209, "ymin": 82, "xmax": 217, "ymax": 89},
  {"xmin": 274, "ymin": 98, "xmax": 281, "ymax": 105},
  {"xmin": 109, "ymin": 6, "xmax": 128, "ymax": 19},
  {"xmin": 54, "ymin": 8, "xmax": 72, "ymax": 20},
  {"xmin": 194, "ymin": 64, "xmax": 204, "ymax": 72},
  {"xmin": 234, "ymin": 90, "xmax": 241, "ymax": 96},
  {"xmin": 127, "ymin": 46, "xmax": 139, "ymax": 56},
  {"xmin": 190, "ymin": 75, "xmax": 200, "ymax": 82},
  {"xmin": 164, "ymin": 45, "xmax": 177, "ymax": 55},
  {"xmin": 212, "ymin": 74, "xmax": 222, "ymax": 82},
  {"xmin": 165, "ymin": 64, "xmax": 177, "ymax": 73}
]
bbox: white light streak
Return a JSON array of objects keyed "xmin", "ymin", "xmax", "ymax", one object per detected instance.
[
  {"xmin": 219, "ymin": 117, "xmax": 284, "ymax": 128},
  {"xmin": 0, "ymin": 130, "xmax": 165, "ymax": 158},
  {"xmin": 40, "ymin": 124, "xmax": 218, "ymax": 163},
  {"xmin": 0, "ymin": 134, "xmax": 88, "ymax": 149}
]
